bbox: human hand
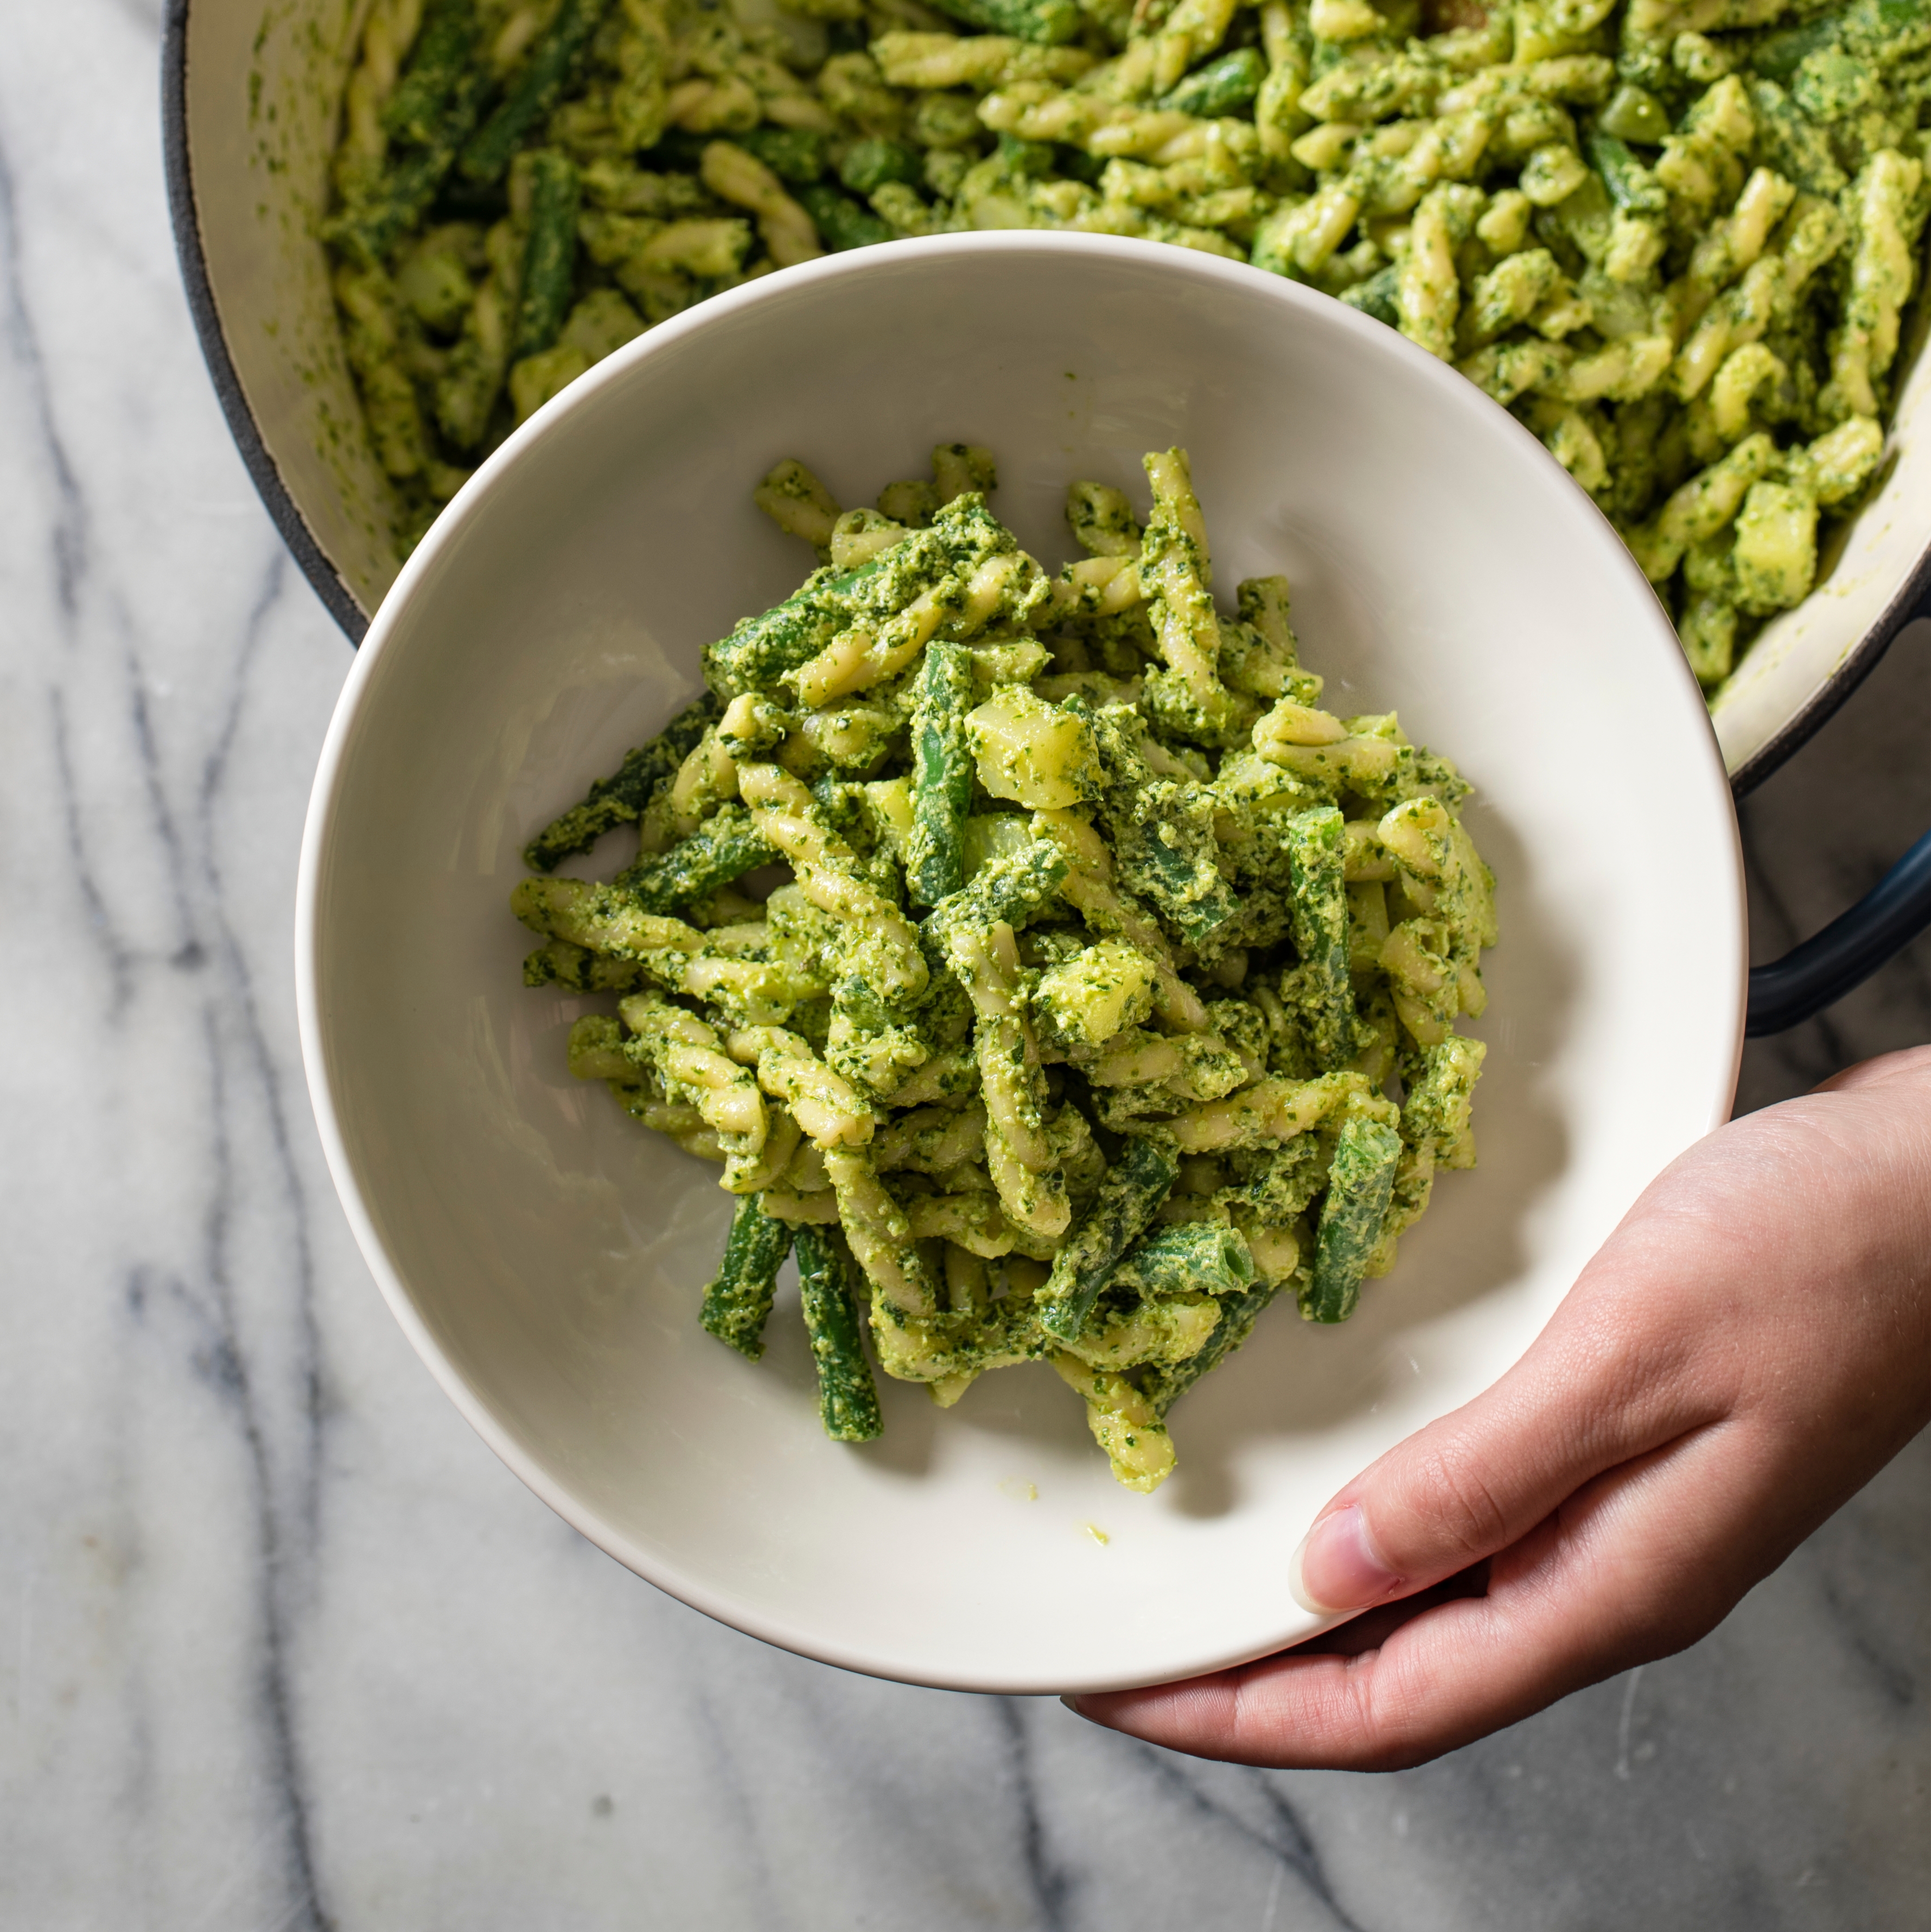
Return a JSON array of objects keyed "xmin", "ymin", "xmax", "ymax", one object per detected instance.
[{"xmin": 1069, "ymin": 1046, "xmax": 1931, "ymax": 1771}]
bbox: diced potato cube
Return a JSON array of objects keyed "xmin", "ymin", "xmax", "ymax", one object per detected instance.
[{"xmin": 966, "ymin": 688, "xmax": 1103, "ymax": 809}]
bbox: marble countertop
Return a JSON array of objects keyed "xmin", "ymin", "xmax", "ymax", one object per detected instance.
[{"xmin": 4, "ymin": 7, "xmax": 1928, "ymax": 1925}]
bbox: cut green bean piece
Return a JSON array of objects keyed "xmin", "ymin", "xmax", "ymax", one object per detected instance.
[
  {"xmin": 1159, "ymin": 47, "xmax": 1266, "ymax": 117},
  {"xmin": 794, "ymin": 1224, "xmax": 885, "ymax": 1441},
  {"xmin": 460, "ymin": 0, "xmax": 612, "ymax": 185},
  {"xmin": 514, "ymin": 150, "xmax": 581, "ymax": 358},
  {"xmin": 1037, "ymin": 1133, "xmax": 1180, "ymax": 1340},
  {"xmin": 617, "ymin": 800, "xmax": 778, "ymax": 908},
  {"xmin": 702, "ymin": 1192, "xmax": 794, "ymax": 1359},
  {"xmin": 1285, "ymin": 804, "xmax": 1359, "ymax": 1071},
  {"xmin": 700, "ymin": 523, "xmax": 967, "ymax": 698},
  {"xmin": 796, "ymin": 185, "xmax": 895, "ymax": 251},
  {"xmin": 839, "ymin": 139, "xmax": 925, "ymax": 196},
  {"xmin": 326, "ymin": 64, "xmax": 491, "ymax": 266},
  {"xmin": 1111, "ymin": 1221, "xmax": 1256, "ymax": 1300},
  {"xmin": 523, "ymin": 691, "xmax": 720, "ymax": 870},
  {"xmin": 1587, "ymin": 131, "xmax": 1667, "ymax": 215},
  {"xmin": 710, "ymin": 494, "xmax": 1021, "ymax": 702},
  {"xmin": 926, "ymin": 0, "xmax": 1081, "ymax": 44},
  {"xmin": 1144, "ymin": 1279, "xmax": 1278, "ymax": 1417},
  {"xmin": 1340, "ymin": 264, "xmax": 1400, "ymax": 327},
  {"xmin": 1302, "ymin": 1115, "xmax": 1400, "ymax": 1323},
  {"xmin": 383, "ymin": 0, "xmax": 478, "ymax": 147},
  {"xmin": 907, "ymin": 640, "xmax": 976, "ymax": 907},
  {"xmin": 737, "ymin": 126, "xmax": 827, "ymax": 184}
]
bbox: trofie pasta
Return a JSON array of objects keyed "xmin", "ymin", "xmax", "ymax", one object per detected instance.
[
  {"xmin": 327, "ymin": 0, "xmax": 1928, "ymax": 696},
  {"xmin": 511, "ymin": 444, "xmax": 1495, "ymax": 1490}
]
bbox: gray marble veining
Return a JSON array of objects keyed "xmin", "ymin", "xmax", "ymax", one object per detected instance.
[{"xmin": 2, "ymin": 6, "xmax": 1927, "ymax": 1925}]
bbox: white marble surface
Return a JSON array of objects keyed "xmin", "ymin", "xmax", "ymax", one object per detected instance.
[{"xmin": 3, "ymin": 5, "xmax": 1929, "ymax": 1924}]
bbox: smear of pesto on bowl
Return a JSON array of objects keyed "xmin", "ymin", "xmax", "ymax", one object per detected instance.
[
  {"xmin": 510, "ymin": 444, "xmax": 1494, "ymax": 1491},
  {"xmin": 325, "ymin": 0, "xmax": 1925, "ymax": 700}
]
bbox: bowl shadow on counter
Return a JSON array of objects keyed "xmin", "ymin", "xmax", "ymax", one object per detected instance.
[{"xmin": 852, "ymin": 799, "xmax": 1578, "ymax": 1515}]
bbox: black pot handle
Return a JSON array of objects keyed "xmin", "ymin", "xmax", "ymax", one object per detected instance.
[
  {"xmin": 1747, "ymin": 825, "xmax": 1931, "ymax": 1034},
  {"xmin": 1744, "ymin": 586, "xmax": 1931, "ymax": 1037}
]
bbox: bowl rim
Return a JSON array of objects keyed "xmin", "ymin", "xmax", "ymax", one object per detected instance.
[{"xmin": 297, "ymin": 228, "xmax": 1744, "ymax": 1692}]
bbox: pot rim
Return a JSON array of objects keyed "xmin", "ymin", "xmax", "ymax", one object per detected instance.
[{"xmin": 163, "ymin": 0, "xmax": 369, "ymax": 644}]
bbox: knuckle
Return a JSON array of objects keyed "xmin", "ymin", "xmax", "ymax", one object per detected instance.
[{"xmin": 1396, "ymin": 1439, "xmax": 1517, "ymax": 1564}]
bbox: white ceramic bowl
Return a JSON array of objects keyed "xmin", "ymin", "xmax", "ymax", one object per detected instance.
[{"xmin": 298, "ymin": 232, "xmax": 1745, "ymax": 1694}]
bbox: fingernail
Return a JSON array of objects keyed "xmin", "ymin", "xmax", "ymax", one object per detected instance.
[{"xmin": 1290, "ymin": 1504, "xmax": 1401, "ymax": 1614}]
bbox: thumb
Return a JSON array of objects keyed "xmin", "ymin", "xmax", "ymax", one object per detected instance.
[{"xmin": 1291, "ymin": 1277, "xmax": 1711, "ymax": 1615}]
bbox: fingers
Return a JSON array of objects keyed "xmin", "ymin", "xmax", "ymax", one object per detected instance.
[
  {"xmin": 1076, "ymin": 1418, "xmax": 1761, "ymax": 1771},
  {"xmin": 1290, "ymin": 1272, "xmax": 1720, "ymax": 1615},
  {"xmin": 1811, "ymin": 1040, "xmax": 1931, "ymax": 1096},
  {"xmin": 1286, "ymin": 1068, "xmax": 1923, "ymax": 1616},
  {"xmin": 1073, "ymin": 1052, "xmax": 1931, "ymax": 1772}
]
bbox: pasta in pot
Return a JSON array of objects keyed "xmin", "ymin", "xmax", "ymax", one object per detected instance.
[
  {"xmin": 511, "ymin": 443, "xmax": 1495, "ymax": 1491},
  {"xmin": 327, "ymin": 0, "xmax": 1929, "ymax": 698}
]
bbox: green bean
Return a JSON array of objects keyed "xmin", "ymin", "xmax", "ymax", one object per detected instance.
[
  {"xmin": 1588, "ymin": 131, "xmax": 1668, "ymax": 215},
  {"xmin": 1340, "ymin": 263, "xmax": 1400, "ymax": 326},
  {"xmin": 523, "ymin": 691, "xmax": 720, "ymax": 870},
  {"xmin": 704, "ymin": 588, "xmax": 846, "ymax": 700},
  {"xmin": 459, "ymin": 0, "xmax": 612, "ymax": 186},
  {"xmin": 796, "ymin": 184, "xmax": 895, "ymax": 251},
  {"xmin": 839, "ymin": 138, "xmax": 926, "ymax": 195},
  {"xmin": 1111, "ymin": 1220, "xmax": 1256, "ymax": 1300},
  {"xmin": 1749, "ymin": 10, "xmax": 1847, "ymax": 83},
  {"xmin": 1143, "ymin": 1279, "xmax": 1279, "ymax": 1417},
  {"xmin": 326, "ymin": 63, "xmax": 492, "ymax": 267},
  {"xmin": 737, "ymin": 127, "xmax": 829, "ymax": 184},
  {"xmin": 794, "ymin": 1224, "xmax": 885, "ymax": 1440},
  {"xmin": 1036, "ymin": 1133, "xmax": 1181, "ymax": 1340},
  {"xmin": 701, "ymin": 1192, "xmax": 794, "ymax": 1359},
  {"xmin": 926, "ymin": 0, "xmax": 1082, "ymax": 45},
  {"xmin": 513, "ymin": 150, "xmax": 581, "ymax": 358},
  {"xmin": 1284, "ymin": 804, "xmax": 1359, "ymax": 1072},
  {"xmin": 382, "ymin": 0, "xmax": 479, "ymax": 147},
  {"xmin": 1302, "ymin": 1114, "xmax": 1400, "ymax": 1323},
  {"xmin": 1080, "ymin": 696, "xmax": 1239, "ymax": 946},
  {"xmin": 701, "ymin": 526, "xmax": 972, "ymax": 698},
  {"xmin": 907, "ymin": 640, "xmax": 976, "ymax": 907},
  {"xmin": 1159, "ymin": 47, "xmax": 1267, "ymax": 117},
  {"xmin": 617, "ymin": 801, "xmax": 778, "ymax": 908}
]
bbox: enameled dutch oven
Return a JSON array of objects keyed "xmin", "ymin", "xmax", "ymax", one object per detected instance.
[{"xmin": 161, "ymin": 0, "xmax": 1931, "ymax": 1031}]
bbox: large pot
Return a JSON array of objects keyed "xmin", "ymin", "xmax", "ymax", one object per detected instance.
[{"xmin": 163, "ymin": 0, "xmax": 1931, "ymax": 1025}]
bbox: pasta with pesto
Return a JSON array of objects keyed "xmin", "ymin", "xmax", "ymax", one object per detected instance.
[
  {"xmin": 330, "ymin": 0, "xmax": 1931, "ymax": 701},
  {"xmin": 513, "ymin": 442, "xmax": 1495, "ymax": 1490}
]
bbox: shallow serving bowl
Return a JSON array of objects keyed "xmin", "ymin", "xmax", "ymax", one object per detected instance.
[
  {"xmin": 297, "ymin": 232, "xmax": 1744, "ymax": 1693},
  {"xmin": 169, "ymin": 0, "xmax": 1931, "ymax": 791}
]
